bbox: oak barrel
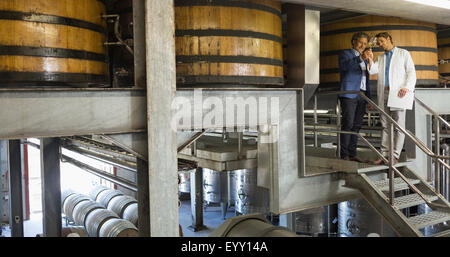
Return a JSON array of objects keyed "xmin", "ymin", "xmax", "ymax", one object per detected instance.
[
  {"xmin": 72, "ymin": 200, "xmax": 104, "ymax": 227},
  {"xmin": 62, "ymin": 226, "xmax": 88, "ymax": 237},
  {"xmin": 61, "ymin": 189, "xmax": 76, "ymax": 207},
  {"xmin": 62, "ymin": 193, "xmax": 91, "ymax": 223},
  {"xmin": 320, "ymin": 15, "xmax": 439, "ymax": 91},
  {"xmin": 98, "ymin": 218, "xmax": 139, "ymax": 237},
  {"xmin": 85, "ymin": 208, "xmax": 119, "ymax": 237},
  {"xmin": 122, "ymin": 202, "xmax": 138, "ymax": 227},
  {"xmin": 438, "ymin": 30, "xmax": 450, "ymax": 84},
  {"xmin": 0, "ymin": 0, "xmax": 108, "ymax": 86},
  {"xmin": 96, "ymin": 189, "xmax": 124, "ymax": 208},
  {"xmin": 107, "ymin": 195, "xmax": 137, "ymax": 218},
  {"xmin": 175, "ymin": 0, "xmax": 284, "ymax": 86},
  {"xmin": 88, "ymin": 185, "xmax": 110, "ymax": 201}
]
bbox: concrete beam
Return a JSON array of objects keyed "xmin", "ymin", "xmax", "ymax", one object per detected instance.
[{"xmin": 0, "ymin": 88, "xmax": 146, "ymax": 140}]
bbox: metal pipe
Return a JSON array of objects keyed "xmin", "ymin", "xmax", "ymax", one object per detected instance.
[
  {"xmin": 314, "ymin": 95, "xmax": 318, "ymax": 147},
  {"xmin": 442, "ymin": 144, "xmax": 450, "ymax": 200},
  {"xmin": 336, "ymin": 98, "xmax": 341, "ymax": 159},
  {"xmin": 388, "ymin": 121, "xmax": 395, "ymax": 204},
  {"xmin": 25, "ymin": 141, "xmax": 138, "ymax": 173},
  {"xmin": 435, "ymin": 116, "xmax": 441, "ymax": 194},
  {"xmin": 61, "ymin": 155, "xmax": 138, "ymax": 192}
]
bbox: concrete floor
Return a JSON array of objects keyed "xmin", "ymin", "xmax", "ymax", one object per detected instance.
[{"xmin": 178, "ymin": 197, "xmax": 237, "ymax": 237}]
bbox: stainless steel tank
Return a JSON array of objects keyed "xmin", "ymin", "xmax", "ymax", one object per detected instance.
[
  {"xmin": 295, "ymin": 206, "xmax": 331, "ymax": 236},
  {"xmin": 338, "ymin": 198, "xmax": 396, "ymax": 237},
  {"xmin": 203, "ymin": 169, "xmax": 228, "ymax": 204},
  {"xmin": 417, "ymin": 204, "xmax": 450, "ymax": 236},
  {"xmin": 234, "ymin": 169, "xmax": 269, "ymax": 215},
  {"xmin": 178, "ymin": 170, "xmax": 192, "ymax": 194},
  {"xmin": 202, "ymin": 168, "xmax": 236, "ymax": 219}
]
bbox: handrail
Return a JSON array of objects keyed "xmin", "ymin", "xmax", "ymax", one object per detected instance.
[
  {"xmin": 308, "ymin": 127, "xmax": 450, "ymax": 172},
  {"xmin": 317, "ymin": 90, "xmax": 450, "ymax": 159},
  {"xmin": 307, "ymin": 127, "xmax": 450, "ymax": 209},
  {"xmin": 414, "ymin": 97, "xmax": 450, "ymax": 129},
  {"xmin": 313, "ymin": 90, "xmax": 450, "ymax": 207}
]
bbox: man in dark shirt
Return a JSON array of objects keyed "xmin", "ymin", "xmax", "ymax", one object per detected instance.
[{"xmin": 338, "ymin": 32, "xmax": 372, "ymax": 162}]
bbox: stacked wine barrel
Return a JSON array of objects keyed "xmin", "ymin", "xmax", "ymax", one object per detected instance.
[
  {"xmin": 61, "ymin": 187, "xmax": 139, "ymax": 237},
  {"xmin": 175, "ymin": 0, "xmax": 284, "ymax": 86},
  {"xmin": 438, "ymin": 30, "xmax": 450, "ymax": 85},
  {"xmin": 0, "ymin": 0, "xmax": 109, "ymax": 87},
  {"xmin": 320, "ymin": 15, "xmax": 439, "ymax": 91}
]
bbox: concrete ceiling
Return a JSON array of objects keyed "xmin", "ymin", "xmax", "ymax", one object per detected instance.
[{"xmin": 282, "ymin": 0, "xmax": 450, "ymax": 26}]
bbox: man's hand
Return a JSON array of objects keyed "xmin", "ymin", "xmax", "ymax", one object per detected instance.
[
  {"xmin": 398, "ymin": 88, "xmax": 408, "ymax": 98},
  {"xmin": 367, "ymin": 103, "xmax": 373, "ymax": 111},
  {"xmin": 362, "ymin": 49, "xmax": 373, "ymax": 60}
]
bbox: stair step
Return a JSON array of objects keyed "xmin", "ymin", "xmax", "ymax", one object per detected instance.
[
  {"xmin": 393, "ymin": 193, "xmax": 439, "ymax": 209},
  {"xmin": 373, "ymin": 177, "xmax": 421, "ymax": 192},
  {"xmin": 408, "ymin": 211, "xmax": 450, "ymax": 230}
]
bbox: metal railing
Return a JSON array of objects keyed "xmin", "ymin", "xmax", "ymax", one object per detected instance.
[
  {"xmin": 414, "ymin": 96, "xmax": 450, "ymax": 194},
  {"xmin": 310, "ymin": 90, "xmax": 450, "ymax": 208}
]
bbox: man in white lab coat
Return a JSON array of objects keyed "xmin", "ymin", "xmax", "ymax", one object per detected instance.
[{"xmin": 365, "ymin": 32, "xmax": 416, "ymax": 165}]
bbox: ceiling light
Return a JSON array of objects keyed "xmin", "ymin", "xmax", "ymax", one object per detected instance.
[{"xmin": 405, "ymin": 0, "xmax": 450, "ymax": 10}]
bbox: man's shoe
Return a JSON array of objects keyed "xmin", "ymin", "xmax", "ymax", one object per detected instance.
[
  {"xmin": 372, "ymin": 158, "xmax": 386, "ymax": 165},
  {"xmin": 341, "ymin": 156, "xmax": 350, "ymax": 161},
  {"xmin": 394, "ymin": 158, "xmax": 399, "ymax": 165},
  {"xmin": 349, "ymin": 156, "xmax": 369, "ymax": 163}
]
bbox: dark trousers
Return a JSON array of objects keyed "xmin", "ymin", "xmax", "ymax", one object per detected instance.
[{"xmin": 340, "ymin": 95, "xmax": 366, "ymax": 158}]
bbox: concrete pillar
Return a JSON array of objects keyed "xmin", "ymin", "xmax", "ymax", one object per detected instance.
[{"xmin": 145, "ymin": 0, "xmax": 178, "ymax": 236}]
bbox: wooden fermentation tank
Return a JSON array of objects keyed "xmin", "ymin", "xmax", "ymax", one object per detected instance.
[
  {"xmin": 0, "ymin": 0, "xmax": 108, "ymax": 86},
  {"xmin": 175, "ymin": 0, "xmax": 284, "ymax": 86}
]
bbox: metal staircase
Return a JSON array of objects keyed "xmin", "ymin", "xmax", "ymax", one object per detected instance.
[
  {"xmin": 312, "ymin": 90, "xmax": 450, "ymax": 237},
  {"xmin": 343, "ymin": 166, "xmax": 450, "ymax": 237}
]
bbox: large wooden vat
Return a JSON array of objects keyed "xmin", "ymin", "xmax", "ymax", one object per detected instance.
[
  {"xmin": 0, "ymin": 0, "xmax": 108, "ymax": 86},
  {"xmin": 438, "ymin": 30, "xmax": 450, "ymax": 84},
  {"xmin": 175, "ymin": 0, "xmax": 284, "ymax": 86},
  {"xmin": 320, "ymin": 15, "xmax": 439, "ymax": 91}
]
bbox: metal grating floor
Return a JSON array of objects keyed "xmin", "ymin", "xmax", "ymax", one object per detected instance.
[
  {"xmin": 373, "ymin": 177, "xmax": 421, "ymax": 192},
  {"xmin": 393, "ymin": 193, "xmax": 439, "ymax": 209},
  {"xmin": 408, "ymin": 211, "xmax": 450, "ymax": 230}
]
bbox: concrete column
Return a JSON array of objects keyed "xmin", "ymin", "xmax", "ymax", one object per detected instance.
[
  {"xmin": 40, "ymin": 138, "xmax": 62, "ymax": 237},
  {"xmin": 145, "ymin": 0, "xmax": 178, "ymax": 236},
  {"xmin": 8, "ymin": 140, "xmax": 24, "ymax": 237}
]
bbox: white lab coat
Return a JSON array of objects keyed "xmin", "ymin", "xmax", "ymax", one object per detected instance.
[{"xmin": 368, "ymin": 47, "xmax": 416, "ymax": 110}]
